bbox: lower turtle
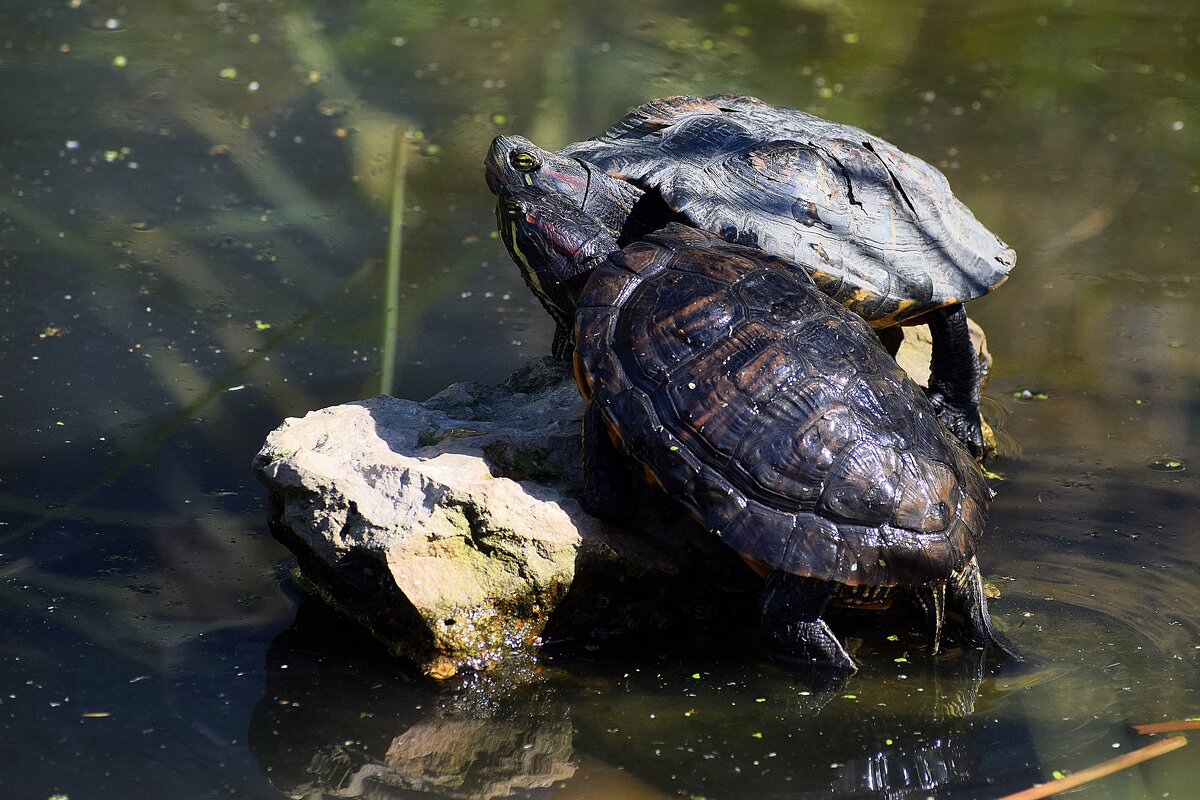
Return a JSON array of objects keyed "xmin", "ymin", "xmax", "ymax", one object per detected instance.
[{"xmin": 496, "ymin": 185, "xmax": 1017, "ymax": 671}]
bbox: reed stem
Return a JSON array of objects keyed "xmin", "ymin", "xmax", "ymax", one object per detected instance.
[
  {"xmin": 994, "ymin": 736, "xmax": 1187, "ymax": 800},
  {"xmin": 1132, "ymin": 719, "xmax": 1200, "ymax": 735},
  {"xmin": 381, "ymin": 127, "xmax": 408, "ymax": 395}
]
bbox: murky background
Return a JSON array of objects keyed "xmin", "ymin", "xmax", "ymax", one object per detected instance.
[{"xmin": 1, "ymin": 1, "xmax": 1197, "ymax": 798}]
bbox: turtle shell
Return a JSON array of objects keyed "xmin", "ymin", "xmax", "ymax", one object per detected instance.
[
  {"xmin": 574, "ymin": 223, "xmax": 992, "ymax": 588},
  {"xmin": 562, "ymin": 94, "xmax": 1015, "ymax": 326}
]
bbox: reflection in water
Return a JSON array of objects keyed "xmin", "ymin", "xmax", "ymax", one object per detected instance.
[
  {"xmin": 251, "ymin": 595, "xmax": 1033, "ymax": 800},
  {"xmin": 251, "ymin": 597, "xmax": 576, "ymax": 800}
]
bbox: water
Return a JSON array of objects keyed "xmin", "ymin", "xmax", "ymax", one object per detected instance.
[{"xmin": 1, "ymin": 1, "xmax": 1197, "ymax": 798}]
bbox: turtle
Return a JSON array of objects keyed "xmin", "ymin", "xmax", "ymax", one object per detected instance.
[
  {"xmin": 484, "ymin": 93, "xmax": 1016, "ymax": 458},
  {"xmin": 495, "ymin": 185, "xmax": 1017, "ymax": 671}
]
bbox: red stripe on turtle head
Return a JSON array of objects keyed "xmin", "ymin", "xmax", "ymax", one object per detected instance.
[
  {"xmin": 525, "ymin": 210, "xmax": 588, "ymax": 259},
  {"xmin": 542, "ymin": 167, "xmax": 588, "ymax": 197}
]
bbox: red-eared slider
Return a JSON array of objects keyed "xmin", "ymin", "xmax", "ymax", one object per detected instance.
[
  {"xmin": 484, "ymin": 94, "xmax": 1015, "ymax": 457},
  {"xmin": 496, "ymin": 185, "xmax": 1016, "ymax": 671}
]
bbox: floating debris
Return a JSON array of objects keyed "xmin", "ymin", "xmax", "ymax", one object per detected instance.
[
  {"xmin": 1011, "ymin": 387, "xmax": 1049, "ymax": 401},
  {"xmin": 1146, "ymin": 457, "xmax": 1186, "ymax": 472}
]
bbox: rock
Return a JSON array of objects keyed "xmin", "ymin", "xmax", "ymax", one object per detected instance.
[
  {"xmin": 253, "ymin": 321, "xmax": 993, "ymax": 677},
  {"xmin": 252, "ymin": 357, "xmax": 759, "ymax": 677}
]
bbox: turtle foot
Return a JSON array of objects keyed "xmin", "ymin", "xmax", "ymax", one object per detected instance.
[
  {"xmin": 951, "ymin": 557, "xmax": 1024, "ymax": 663},
  {"xmin": 761, "ymin": 572, "xmax": 857, "ymax": 673}
]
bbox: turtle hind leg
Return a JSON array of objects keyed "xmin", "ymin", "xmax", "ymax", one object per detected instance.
[
  {"xmin": 760, "ymin": 572, "xmax": 857, "ymax": 673},
  {"xmin": 924, "ymin": 303, "xmax": 985, "ymax": 458},
  {"xmin": 913, "ymin": 583, "xmax": 947, "ymax": 655},
  {"xmin": 949, "ymin": 557, "xmax": 1022, "ymax": 661}
]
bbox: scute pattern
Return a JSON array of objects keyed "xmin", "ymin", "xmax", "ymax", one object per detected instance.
[
  {"xmin": 561, "ymin": 93, "xmax": 1014, "ymax": 325},
  {"xmin": 576, "ymin": 223, "xmax": 992, "ymax": 588}
]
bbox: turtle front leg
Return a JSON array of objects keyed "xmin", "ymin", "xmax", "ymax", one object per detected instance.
[
  {"xmin": 949, "ymin": 557, "xmax": 1021, "ymax": 661},
  {"xmin": 551, "ymin": 322, "xmax": 574, "ymax": 361},
  {"xmin": 924, "ymin": 303, "xmax": 985, "ymax": 458},
  {"xmin": 581, "ymin": 399, "xmax": 641, "ymax": 525},
  {"xmin": 760, "ymin": 571, "xmax": 857, "ymax": 673}
]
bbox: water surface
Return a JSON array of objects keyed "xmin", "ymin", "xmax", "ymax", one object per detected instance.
[{"xmin": 1, "ymin": 1, "xmax": 1197, "ymax": 798}]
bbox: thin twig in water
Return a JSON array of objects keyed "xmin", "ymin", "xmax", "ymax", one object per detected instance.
[
  {"xmin": 380, "ymin": 127, "xmax": 408, "ymax": 396},
  {"xmin": 994, "ymin": 736, "xmax": 1187, "ymax": 800},
  {"xmin": 1132, "ymin": 719, "xmax": 1200, "ymax": 735}
]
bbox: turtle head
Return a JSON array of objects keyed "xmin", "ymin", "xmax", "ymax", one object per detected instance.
[
  {"xmin": 485, "ymin": 135, "xmax": 642, "ymax": 236},
  {"xmin": 496, "ymin": 185, "xmax": 618, "ymax": 327},
  {"xmin": 486, "ymin": 135, "xmax": 589, "ymax": 198}
]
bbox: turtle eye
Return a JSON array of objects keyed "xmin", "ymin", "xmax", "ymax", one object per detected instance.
[
  {"xmin": 510, "ymin": 149, "xmax": 540, "ymax": 172},
  {"xmin": 501, "ymin": 200, "xmax": 522, "ymax": 219}
]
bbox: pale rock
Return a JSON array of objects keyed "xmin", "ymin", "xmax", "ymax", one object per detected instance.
[{"xmin": 253, "ymin": 357, "xmax": 756, "ymax": 676}]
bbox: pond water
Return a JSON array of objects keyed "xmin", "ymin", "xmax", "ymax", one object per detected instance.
[{"xmin": 1, "ymin": 1, "xmax": 1197, "ymax": 798}]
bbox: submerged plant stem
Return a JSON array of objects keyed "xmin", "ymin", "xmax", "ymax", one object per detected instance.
[
  {"xmin": 381, "ymin": 128, "xmax": 408, "ymax": 396},
  {"xmin": 994, "ymin": 735, "xmax": 1187, "ymax": 800}
]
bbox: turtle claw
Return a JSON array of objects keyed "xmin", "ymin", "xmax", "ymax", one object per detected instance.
[
  {"xmin": 924, "ymin": 304, "xmax": 987, "ymax": 459},
  {"xmin": 766, "ymin": 619, "xmax": 858, "ymax": 674},
  {"xmin": 926, "ymin": 390, "xmax": 985, "ymax": 459}
]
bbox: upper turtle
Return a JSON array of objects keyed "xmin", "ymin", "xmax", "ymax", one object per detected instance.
[{"xmin": 485, "ymin": 93, "xmax": 1014, "ymax": 327}]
